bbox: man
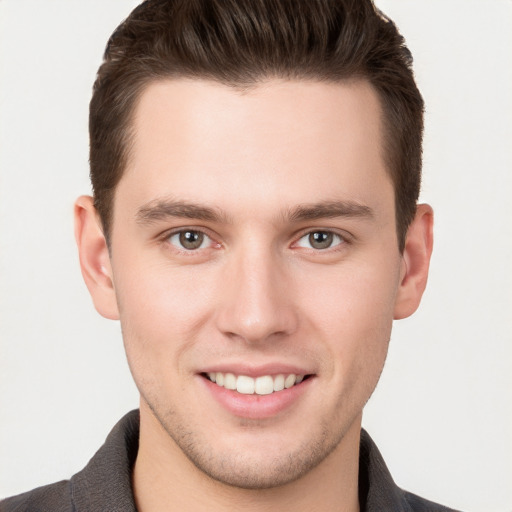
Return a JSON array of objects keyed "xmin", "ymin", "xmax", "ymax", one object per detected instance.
[{"xmin": 0, "ymin": 0, "xmax": 460, "ymax": 510}]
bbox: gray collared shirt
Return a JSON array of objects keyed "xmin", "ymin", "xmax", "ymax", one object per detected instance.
[{"xmin": 0, "ymin": 410, "xmax": 460, "ymax": 512}]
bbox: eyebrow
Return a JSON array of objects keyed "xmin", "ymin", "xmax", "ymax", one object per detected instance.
[
  {"xmin": 135, "ymin": 198, "xmax": 374, "ymax": 225},
  {"xmin": 136, "ymin": 199, "xmax": 229, "ymax": 224},
  {"xmin": 286, "ymin": 200, "xmax": 374, "ymax": 222}
]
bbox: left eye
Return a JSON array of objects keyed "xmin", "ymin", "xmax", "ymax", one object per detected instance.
[
  {"xmin": 295, "ymin": 231, "xmax": 344, "ymax": 250},
  {"xmin": 168, "ymin": 230, "xmax": 211, "ymax": 250}
]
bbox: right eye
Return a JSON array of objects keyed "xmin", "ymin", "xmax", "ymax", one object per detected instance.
[
  {"xmin": 167, "ymin": 230, "xmax": 212, "ymax": 251},
  {"xmin": 294, "ymin": 230, "xmax": 345, "ymax": 250}
]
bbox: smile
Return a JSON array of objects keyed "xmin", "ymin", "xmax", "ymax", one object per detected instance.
[{"xmin": 205, "ymin": 372, "xmax": 307, "ymax": 395}]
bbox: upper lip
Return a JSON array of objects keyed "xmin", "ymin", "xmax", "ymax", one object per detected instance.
[{"xmin": 198, "ymin": 362, "xmax": 315, "ymax": 378}]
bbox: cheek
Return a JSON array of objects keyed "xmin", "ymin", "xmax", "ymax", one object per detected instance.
[
  {"xmin": 112, "ymin": 256, "xmax": 218, "ymax": 370},
  {"xmin": 299, "ymin": 259, "xmax": 399, "ymax": 375},
  {"xmin": 302, "ymin": 258, "xmax": 399, "ymax": 329}
]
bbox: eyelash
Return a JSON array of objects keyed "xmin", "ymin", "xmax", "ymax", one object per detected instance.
[
  {"xmin": 293, "ymin": 230, "xmax": 348, "ymax": 251},
  {"xmin": 161, "ymin": 228, "xmax": 220, "ymax": 254},
  {"xmin": 160, "ymin": 228, "xmax": 350, "ymax": 254}
]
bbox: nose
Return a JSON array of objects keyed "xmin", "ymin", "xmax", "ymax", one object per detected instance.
[{"xmin": 215, "ymin": 245, "xmax": 298, "ymax": 344}]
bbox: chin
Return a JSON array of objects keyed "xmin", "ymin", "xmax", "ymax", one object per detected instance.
[
  {"xmin": 154, "ymin": 408, "xmax": 349, "ymax": 490},
  {"xmin": 180, "ymin": 440, "xmax": 335, "ymax": 490}
]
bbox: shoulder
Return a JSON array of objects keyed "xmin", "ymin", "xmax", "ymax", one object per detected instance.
[
  {"xmin": 0, "ymin": 411, "xmax": 140, "ymax": 512},
  {"xmin": 402, "ymin": 490, "xmax": 462, "ymax": 512},
  {"xmin": 0, "ymin": 480, "xmax": 72, "ymax": 512},
  {"xmin": 359, "ymin": 429, "xmax": 462, "ymax": 512}
]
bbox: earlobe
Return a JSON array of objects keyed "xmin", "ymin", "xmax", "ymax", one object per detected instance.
[
  {"xmin": 393, "ymin": 204, "xmax": 434, "ymax": 320},
  {"xmin": 74, "ymin": 195, "xmax": 120, "ymax": 320}
]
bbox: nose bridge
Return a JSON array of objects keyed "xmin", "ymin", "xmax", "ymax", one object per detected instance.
[{"xmin": 216, "ymin": 240, "xmax": 297, "ymax": 343}]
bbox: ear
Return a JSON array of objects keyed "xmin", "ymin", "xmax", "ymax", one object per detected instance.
[
  {"xmin": 393, "ymin": 203, "xmax": 434, "ymax": 320},
  {"xmin": 74, "ymin": 196, "xmax": 119, "ymax": 320}
]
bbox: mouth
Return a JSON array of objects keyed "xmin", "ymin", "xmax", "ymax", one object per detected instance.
[{"xmin": 202, "ymin": 372, "xmax": 311, "ymax": 396}]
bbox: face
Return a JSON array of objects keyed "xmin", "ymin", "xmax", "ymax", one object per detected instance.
[{"xmin": 104, "ymin": 79, "xmax": 405, "ymax": 488}]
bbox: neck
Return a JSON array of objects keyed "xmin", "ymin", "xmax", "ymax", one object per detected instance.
[{"xmin": 133, "ymin": 402, "xmax": 361, "ymax": 512}]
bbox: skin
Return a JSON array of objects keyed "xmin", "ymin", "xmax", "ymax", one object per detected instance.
[{"xmin": 75, "ymin": 79, "xmax": 433, "ymax": 512}]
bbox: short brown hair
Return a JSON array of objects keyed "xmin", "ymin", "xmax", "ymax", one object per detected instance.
[{"xmin": 89, "ymin": 0, "xmax": 424, "ymax": 250}]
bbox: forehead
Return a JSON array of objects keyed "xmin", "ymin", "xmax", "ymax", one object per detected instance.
[{"xmin": 116, "ymin": 78, "xmax": 392, "ymax": 221}]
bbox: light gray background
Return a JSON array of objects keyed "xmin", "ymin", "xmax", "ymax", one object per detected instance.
[{"xmin": 0, "ymin": 1, "xmax": 511, "ymax": 510}]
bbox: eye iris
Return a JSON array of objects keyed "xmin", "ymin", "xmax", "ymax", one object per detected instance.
[
  {"xmin": 309, "ymin": 231, "xmax": 333, "ymax": 249},
  {"xmin": 179, "ymin": 230, "xmax": 204, "ymax": 249}
]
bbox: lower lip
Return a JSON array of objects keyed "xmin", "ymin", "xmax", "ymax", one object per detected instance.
[{"xmin": 200, "ymin": 375, "xmax": 313, "ymax": 419}]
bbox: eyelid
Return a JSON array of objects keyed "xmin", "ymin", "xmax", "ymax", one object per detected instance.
[
  {"xmin": 156, "ymin": 225, "xmax": 352, "ymax": 252},
  {"xmin": 291, "ymin": 228, "xmax": 352, "ymax": 250},
  {"xmin": 159, "ymin": 226, "xmax": 221, "ymax": 251}
]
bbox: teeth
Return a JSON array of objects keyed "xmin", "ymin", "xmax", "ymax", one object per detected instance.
[
  {"xmin": 255, "ymin": 376, "xmax": 274, "ymax": 395},
  {"xmin": 224, "ymin": 372, "xmax": 236, "ymax": 390},
  {"xmin": 207, "ymin": 372, "xmax": 305, "ymax": 395},
  {"xmin": 284, "ymin": 374, "xmax": 296, "ymax": 389},
  {"xmin": 273, "ymin": 374, "xmax": 285, "ymax": 392},
  {"xmin": 237, "ymin": 375, "xmax": 255, "ymax": 394}
]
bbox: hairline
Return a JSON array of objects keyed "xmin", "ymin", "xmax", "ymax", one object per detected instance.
[{"xmin": 100, "ymin": 74, "xmax": 407, "ymax": 251}]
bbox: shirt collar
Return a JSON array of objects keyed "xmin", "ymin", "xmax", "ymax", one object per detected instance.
[{"xmin": 70, "ymin": 409, "xmax": 413, "ymax": 511}]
